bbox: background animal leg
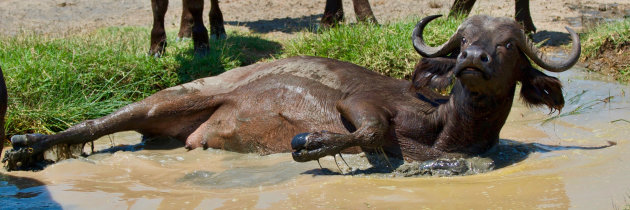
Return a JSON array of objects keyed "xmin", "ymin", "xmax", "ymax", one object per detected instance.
[
  {"xmin": 185, "ymin": 0, "xmax": 210, "ymax": 55},
  {"xmin": 209, "ymin": 0, "xmax": 226, "ymax": 39},
  {"xmin": 149, "ymin": 0, "xmax": 169, "ymax": 57},
  {"xmin": 177, "ymin": 0, "xmax": 193, "ymax": 39},
  {"xmin": 448, "ymin": 0, "xmax": 476, "ymax": 18},
  {"xmin": 321, "ymin": 0, "xmax": 344, "ymax": 27},
  {"xmin": 352, "ymin": 0, "xmax": 377, "ymax": 24},
  {"xmin": 515, "ymin": 0, "xmax": 536, "ymax": 34}
]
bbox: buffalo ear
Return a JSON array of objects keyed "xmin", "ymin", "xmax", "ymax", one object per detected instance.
[
  {"xmin": 520, "ymin": 67, "xmax": 564, "ymax": 112},
  {"xmin": 411, "ymin": 57, "xmax": 456, "ymax": 91}
]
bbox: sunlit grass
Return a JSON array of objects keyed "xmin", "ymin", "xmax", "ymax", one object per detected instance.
[
  {"xmin": 283, "ymin": 16, "xmax": 463, "ymax": 79},
  {"xmin": 0, "ymin": 27, "xmax": 281, "ymax": 137},
  {"xmin": 581, "ymin": 18, "xmax": 630, "ymax": 80}
]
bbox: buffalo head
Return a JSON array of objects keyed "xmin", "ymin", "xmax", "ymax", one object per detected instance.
[{"xmin": 411, "ymin": 15, "xmax": 580, "ymax": 112}]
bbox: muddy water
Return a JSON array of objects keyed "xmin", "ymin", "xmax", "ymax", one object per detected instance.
[{"xmin": 2, "ymin": 67, "xmax": 630, "ymax": 209}]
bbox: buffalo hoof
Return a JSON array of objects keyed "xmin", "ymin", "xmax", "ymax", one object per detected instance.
[
  {"xmin": 194, "ymin": 44, "xmax": 210, "ymax": 57},
  {"xmin": 210, "ymin": 33, "xmax": 227, "ymax": 40},
  {"xmin": 148, "ymin": 40, "xmax": 167, "ymax": 58},
  {"xmin": 175, "ymin": 37, "xmax": 192, "ymax": 42},
  {"xmin": 291, "ymin": 131, "xmax": 339, "ymax": 162},
  {"xmin": 291, "ymin": 132, "xmax": 309, "ymax": 151},
  {"xmin": 2, "ymin": 134, "xmax": 50, "ymax": 171}
]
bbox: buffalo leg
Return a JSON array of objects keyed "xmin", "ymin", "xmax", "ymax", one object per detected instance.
[
  {"xmin": 515, "ymin": 0, "xmax": 536, "ymax": 34},
  {"xmin": 448, "ymin": 0, "xmax": 476, "ymax": 17},
  {"xmin": 321, "ymin": 0, "xmax": 344, "ymax": 27},
  {"xmin": 2, "ymin": 90, "xmax": 219, "ymax": 170},
  {"xmin": 352, "ymin": 0, "xmax": 377, "ymax": 24},
  {"xmin": 149, "ymin": 0, "xmax": 169, "ymax": 57},
  {"xmin": 209, "ymin": 0, "xmax": 226, "ymax": 39},
  {"xmin": 185, "ymin": 0, "xmax": 210, "ymax": 55},
  {"xmin": 178, "ymin": 0, "xmax": 194, "ymax": 39},
  {"xmin": 291, "ymin": 98, "xmax": 390, "ymax": 162},
  {"xmin": 0, "ymin": 67, "xmax": 7, "ymax": 152}
]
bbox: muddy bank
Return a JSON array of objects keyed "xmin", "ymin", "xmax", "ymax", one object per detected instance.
[{"xmin": 583, "ymin": 39, "xmax": 630, "ymax": 81}]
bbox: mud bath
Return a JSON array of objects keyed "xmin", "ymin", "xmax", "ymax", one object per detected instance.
[
  {"xmin": 2, "ymin": 0, "xmax": 630, "ymax": 208},
  {"xmin": 1, "ymin": 66, "xmax": 629, "ymax": 209}
]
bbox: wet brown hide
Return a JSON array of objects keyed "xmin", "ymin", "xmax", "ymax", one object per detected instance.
[{"xmin": 4, "ymin": 15, "xmax": 581, "ymax": 170}]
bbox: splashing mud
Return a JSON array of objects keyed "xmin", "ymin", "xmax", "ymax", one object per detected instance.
[{"xmin": 2, "ymin": 67, "xmax": 630, "ymax": 209}]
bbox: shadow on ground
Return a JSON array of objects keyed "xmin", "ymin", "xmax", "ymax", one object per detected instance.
[
  {"xmin": 302, "ymin": 139, "xmax": 615, "ymax": 177},
  {"xmin": 173, "ymin": 33, "xmax": 283, "ymax": 83},
  {"xmin": 225, "ymin": 14, "xmax": 322, "ymax": 34},
  {"xmin": 532, "ymin": 30, "xmax": 572, "ymax": 47}
]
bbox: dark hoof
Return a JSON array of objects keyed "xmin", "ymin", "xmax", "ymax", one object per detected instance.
[
  {"xmin": 147, "ymin": 50, "xmax": 163, "ymax": 58},
  {"xmin": 290, "ymin": 131, "xmax": 334, "ymax": 163},
  {"xmin": 211, "ymin": 33, "xmax": 227, "ymax": 40},
  {"xmin": 194, "ymin": 45, "xmax": 210, "ymax": 57},
  {"xmin": 175, "ymin": 37, "xmax": 191, "ymax": 42},
  {"xmin": 10, "ymin": 134, "xmax": 45, "ymax": 147},
  {"xmin": 291, "ymin": 133, "xmax": 309, "ymax": 151},
  {"xmin": 148, "ymin": 40, "xmax": 167, "ymax": 58},
  {"xmin": 3, "ymin": 134, "xmax": 49, "ymax": 171},
  {"xmin": 10, "ymin": 134, "xmax": 29, "ymax": 146}
]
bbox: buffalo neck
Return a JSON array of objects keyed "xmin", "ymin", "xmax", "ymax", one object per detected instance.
[{"xmin": 432, "ymin": 81, "xmax": 516, "ymax": 154}]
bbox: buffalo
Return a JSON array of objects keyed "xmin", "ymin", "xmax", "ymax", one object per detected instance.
[
  {"xmin": 149, "ymin": 0, "xmax": 377, "ymax": 56},
  {"xmin": 0, "ymin": 67, "xmax": 6, "ymax": 153},
  {"xmin": 3, "ymin": 15, "xmax": 580, "ymax": 171}
]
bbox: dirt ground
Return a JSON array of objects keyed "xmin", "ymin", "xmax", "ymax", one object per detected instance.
[{"xmin": 0, "ymin": 0, "xmax": 628, "ymax": 39}]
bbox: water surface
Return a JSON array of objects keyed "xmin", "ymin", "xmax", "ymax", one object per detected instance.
[{"xmin": 1, "ymin": 67, "xmax": 629, "ymax": 209}]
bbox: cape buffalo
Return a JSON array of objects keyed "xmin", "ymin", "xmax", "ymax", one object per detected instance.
[
  {"xmin": 3, "ymin": 15, "xmax": 580, "ymax": 171},
  {"xmin": 0, "ymin": 67, "xmax": 6, "ymax": 153},
  {"xmin": 149, "ymin": 0, "xmax": 377, "ymax": 56}
]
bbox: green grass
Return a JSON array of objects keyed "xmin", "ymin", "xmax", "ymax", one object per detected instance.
[
  {"xmin": 580, "ymin": 18, "xmax": 630, "ymax": 80},
  {"xmin": 581, "ymin": 18, "xmax": 630, "ymax": 58},
  {"xmin": 0, "ymin": 16, "xmax": 462, "ymax": 141},
  {"xmin": 283, "ymin": 16, "xmax": 463, "ymax": 79},
  {"xmin": 0, "ymin": 27, "xmax": 281, "ymax": 137}
]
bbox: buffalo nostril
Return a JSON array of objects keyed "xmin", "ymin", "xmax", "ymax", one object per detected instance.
[
  {"xmin": 480, "ymin": 53, "xmax": 489, "ymax": 63},
  {"xmin": 459, "ymin": 51, "xmax": 468, "ymax": 59}
]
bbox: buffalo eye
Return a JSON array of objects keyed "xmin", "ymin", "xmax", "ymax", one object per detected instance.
[
  {"xmin": 462, "ymin": 37, "xmax": 467, "ymax": 45},
  {"xmin": 505, "ymin": 42, "xmax": 512, "ymax": 50}
]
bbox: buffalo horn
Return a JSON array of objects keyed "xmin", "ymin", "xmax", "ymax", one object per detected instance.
[
  {"xmin": 517, "ymin": 26, "xmax": 581, "ymax": 72},
  {"xmin": 412, "ymin": 15, "xmax": 462, "ymax": 57}
]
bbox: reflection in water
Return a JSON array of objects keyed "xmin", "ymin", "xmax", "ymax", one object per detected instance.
[
  {"xmin": 1, "ymin": 68, "xmax": 630, "ymax": 208},
  {"xmin": 0, "ymin": 174, "xmax": 62, "ymax": 209}
]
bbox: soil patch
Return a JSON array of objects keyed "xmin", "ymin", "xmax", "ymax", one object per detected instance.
[{"xmin": 583, "ymin": 39, "xmax": 630, "ymax": 81}]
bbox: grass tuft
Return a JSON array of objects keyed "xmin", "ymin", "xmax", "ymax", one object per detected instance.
[
  {"xmin": 581, "ymin": 18, "xmax": 630, "ymax": 59},
  {"xmin": 580, "ymin": 18, "xmax": 630, "ymax": 81},
  {"xmin": 282, "ymin": 16, "xmax": 463, "ymax": 79},
  {"xmin": 0, "ymin": 27, "xmax": 280, "ymax": 136}
]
